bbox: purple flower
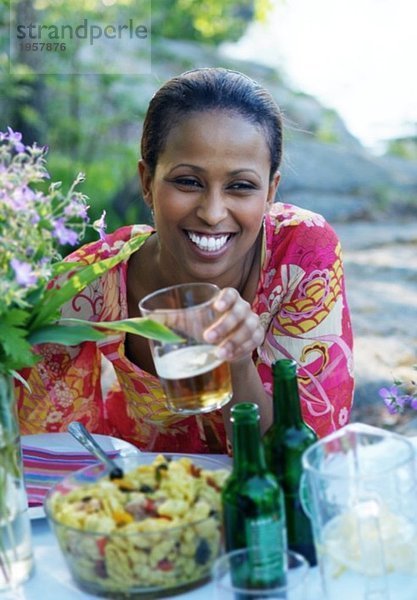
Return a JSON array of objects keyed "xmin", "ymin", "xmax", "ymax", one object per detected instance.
[
  {"xmin": 64, "ymin": 200, "xmax": 89, "ymax": 221},
  {"xmin": 93, "ymin": 210, "xmax": 107, "ymax": 240},
  {"xmin": 10, "ymin": 185, "xmax": 35, "ymax": 210},
  {"xmin": 52, "ymin": 218, "xmax": 79, "ymax": 246},
  {"xmin": 7, "ymin": 126, "xmax": 25, "ymax": 153},
  {"xmin": 11, "ymin": 258, "xmax": 38, "ymax": 286},
  {"xmin": 379, "ymin": 386, "xmax": 408, "ymax": 414},
  {"xmin": 30, "ymin": 211, "xmax": 40, "ymax": 224}
]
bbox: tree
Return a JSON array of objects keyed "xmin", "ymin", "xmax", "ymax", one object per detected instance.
[{"xmin": 151, "ymin": 0, "xmax": 272, "ymax": 45}]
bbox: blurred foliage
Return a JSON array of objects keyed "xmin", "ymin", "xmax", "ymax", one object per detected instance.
[
  {"xmin": 386, "ymin": 135, "xmax": 417, "ymax": 161},
  {"xmin": 1, "ymin": 0, "xmax": 274, "ymax": 252},
  {"xmin": 315, "ymin": 112, "xmax": 339, "ymax": 144},
  {"xmin": 151, "ymin": 0, "xmax": 272, "ymax": 45}
]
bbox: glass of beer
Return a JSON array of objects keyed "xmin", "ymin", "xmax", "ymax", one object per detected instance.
[{"xmin": 139, "ymin": 282, "xmax": 233, "ymax": 414}]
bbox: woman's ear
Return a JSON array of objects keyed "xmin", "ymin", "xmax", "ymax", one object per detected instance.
[
  {"xmin": 138, "ymin": 160, "xmax": 153, "ymax": 209},
  {"xmin": 266, "ymin": 171, "xmax": 281, "ymax": 209}
]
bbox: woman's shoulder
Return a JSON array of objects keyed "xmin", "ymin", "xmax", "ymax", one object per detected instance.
[
  {"xmin": 261, "ymin": 201, "xmax": 341, "ymax": 279},
  {"xmin": 265, "ymin": 202, "xmax": 338, "ymax": 246},
  {"xmin": 64, "ymin": 224, "xmax": 154, "ymax": 265},
  {"xmin": 266, "ymin": 202, "xmax": 328, "ymax": 231}
]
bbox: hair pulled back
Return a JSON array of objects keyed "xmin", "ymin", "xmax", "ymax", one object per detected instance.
[{"xmin": 141, "ymin": 67, "xmax": 282, "ymax": 181}]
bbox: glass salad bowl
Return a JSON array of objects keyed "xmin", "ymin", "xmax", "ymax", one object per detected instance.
[{"xmin": 44, "ymin": 453, "xmax": 230, "ymax": 598}]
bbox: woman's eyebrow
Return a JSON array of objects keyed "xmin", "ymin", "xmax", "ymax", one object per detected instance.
[
  {"xmin": 169, "ymin": 164, "xmax": 260, "ymax": 176},
  {"xmin": 170, "ymin": 163, "xmax": 204, "ymax": 172},
  {"xmin": 228, "ymin": 168, "xmax": 260, "ymax": 176}
]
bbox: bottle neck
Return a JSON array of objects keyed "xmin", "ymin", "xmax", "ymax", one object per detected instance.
[
  {"xmin": 233, "ymin": 419, "xmax": 267, "ymax": 476},
  {"xmin": 273, "ymin": 371, "xmax": 303, "ymax": 428}
]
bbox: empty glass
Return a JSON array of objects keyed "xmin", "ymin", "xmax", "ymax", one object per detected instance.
[{"xmin": 212, "ymin": 549, "xmax": 309, "ymax": 599}]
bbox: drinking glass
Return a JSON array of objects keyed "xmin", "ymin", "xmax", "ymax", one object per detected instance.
[
  {"xmin": 302, "ymin": 423, "xmax": 417, "ymax": 600},
  {"xmin": 212, "ymin": 549, "xmax": 309, "ymax": 599},
  {"xmin": 139, "ymin": 282, "xmax": 232, "ymax": 414}
]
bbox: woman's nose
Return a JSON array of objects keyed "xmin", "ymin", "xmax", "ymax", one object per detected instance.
[{"xmin": 195, "ymin": 189, "xmax": 228, "ymax": 225}]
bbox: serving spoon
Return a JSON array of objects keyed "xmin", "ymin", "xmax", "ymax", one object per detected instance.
[{"xmin": 67, "ymin": 421, "xmax": 124, "ymax": 479}]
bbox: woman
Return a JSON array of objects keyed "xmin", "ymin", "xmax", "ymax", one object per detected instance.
[{"xmin": 17, "ymin": 68, "xmax": 354, "ymax": 452}]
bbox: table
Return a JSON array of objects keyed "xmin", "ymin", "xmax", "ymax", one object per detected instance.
[
  {"xmin": 3, "ymin": 518, "xmax": 321, "ymax": 599},
  {"xmin": 3, "ymin": 453, "xmax": 322, "ymax": 600},
  {"xmin": 7, "ymin": 436, "xmax": 417, "ymax": 598}
]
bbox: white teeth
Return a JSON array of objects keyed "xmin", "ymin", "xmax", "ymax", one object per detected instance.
[{"xmin": 187, "ymin": 232, "xmax": 229, "ymax": 252}]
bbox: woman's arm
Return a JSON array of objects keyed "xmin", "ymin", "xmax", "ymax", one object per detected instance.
[{"xmin": 224, "ymin": 357, "xmax": 273, "ymax": 439}]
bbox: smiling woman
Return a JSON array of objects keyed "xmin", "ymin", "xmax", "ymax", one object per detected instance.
[{"xmin": 17, "ymin": 68, "xmax": 354, "ymax": 453}]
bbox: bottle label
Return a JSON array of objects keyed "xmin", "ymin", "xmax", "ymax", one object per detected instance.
[{"xmin": 245, "ymin": 515, "xmax": 286, "ymax": 584}]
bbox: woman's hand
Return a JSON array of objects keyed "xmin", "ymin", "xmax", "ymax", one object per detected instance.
[{"xmin": 203, "ymin": 287, "xmax": 265, "ymax": 363}]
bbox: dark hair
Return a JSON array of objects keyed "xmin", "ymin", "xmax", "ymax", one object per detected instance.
[{"xmin": 141, "ymin": 67, "xmax": 282, "ymax": 181}]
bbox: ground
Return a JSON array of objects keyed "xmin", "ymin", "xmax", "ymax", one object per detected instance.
[{"xmin": 334, "ymin": 219, "xmax": 417, "ymax": 434}]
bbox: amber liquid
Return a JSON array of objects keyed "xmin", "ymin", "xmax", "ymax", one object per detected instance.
[{"xmin": 155, "ymin": 345, "xmax": 232, "ymax": 414}]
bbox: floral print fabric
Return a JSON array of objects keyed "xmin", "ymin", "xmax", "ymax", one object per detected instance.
[{"xmin": 17, "ymin": 203, "xmax": 354, "ymax": 452}]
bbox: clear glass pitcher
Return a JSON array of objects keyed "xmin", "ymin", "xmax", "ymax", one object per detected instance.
[{"xmin": 302, "ymin": 423, "xmax": 417, "ymax": 600}]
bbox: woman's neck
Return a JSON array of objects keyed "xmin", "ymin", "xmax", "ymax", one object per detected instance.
[{"xmin": 237, "ymin": 231, "xmax": 262, "ymax": 304}]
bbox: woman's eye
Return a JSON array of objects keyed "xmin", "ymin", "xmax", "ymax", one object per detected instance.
[
  {"xmin": 174, "ymin": 177, "xmax": 202, "ymax": 188},
  {"xmin": 229, "ymin": 181, "xmax": 256, "ymax": 191}
]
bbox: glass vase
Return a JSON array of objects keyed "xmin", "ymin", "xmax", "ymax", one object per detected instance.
[{"xmin": 0, "ymin": 372, "xmax": 34, "ymax": 591}]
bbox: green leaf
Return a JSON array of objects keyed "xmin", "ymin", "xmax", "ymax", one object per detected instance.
[
  {"xmin": 28, "ymin": 323, "xmax": 107, "ymax": 345},
  {"xmin": 51, "ymin": 261, "xmax": 84, "ymax": 275},
  {"xmin": 27, "ymin": 316, "xmax": 182, "ymax": 347},
  {"xmin": 10, "ymin": 369, "xmax": 31, "ymax": 391},
  {"xmin": 60, "ymin": 317, "xmax": 183, "ymax": 343},
  {"xmin": 0, "ymin": 326, "xmax": 38, "ymax": 371},
  {"xmin": 0, "ymin": 308, "xmax": 30, "ymax": 328},
  {"xmin": 0, "ymin": 308, "xmax": 38, "ymax": 370},
  {"xmin": 30, "ymin": 233, "xmax": 148, "ymax": 330}
]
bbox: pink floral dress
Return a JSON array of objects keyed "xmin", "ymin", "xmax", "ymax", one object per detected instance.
[{"xmin": 17, "ymin": 203, "xmax": 354, "ymax": 453}]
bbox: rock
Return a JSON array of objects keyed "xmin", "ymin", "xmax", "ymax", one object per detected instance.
[
  {"xmin": 378, "ymin": 155, "xmax": 417, "ymax": 189},
  {"xmin": 281, "ymin": 138, "xmax": 393, "ymax": 193},
  {"xmin": 334, "ymin": 221, "xmax": 417, "ymax": 250},
  {"xmin": 277, "ymin": 138, "xmax": 406, "ymax": 222},
  {"xmin": 280, "ymin": 191, "xmax": 375, "ymax": 222}
]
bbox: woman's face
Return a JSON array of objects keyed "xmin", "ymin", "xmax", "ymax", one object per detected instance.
[{"xmin": 139, "ymin": 110, "xmax": 280, "ymax": 288}]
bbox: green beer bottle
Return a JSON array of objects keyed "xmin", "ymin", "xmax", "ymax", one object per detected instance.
[
  {"xmin": 264, "ymin": 359, "xmax": 318, "ymax": 565},
  {"xmin": 222, "ymin": 403, "xmax": 287, "ymax": 589}
]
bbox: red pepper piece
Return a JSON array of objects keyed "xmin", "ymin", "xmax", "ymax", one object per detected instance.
[
  {"xmin": 144, "ymin": 498, "xmax": 157, "ymax": 514},
  {"xmin": 157, "ymin": 559, "xmax": 173, "ymax": 571},
  {"xmin": 96, "ymin": 537, "xmax": 107, "ymax": 557}
]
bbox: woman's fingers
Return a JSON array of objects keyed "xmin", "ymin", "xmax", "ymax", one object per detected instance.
[{"xmin": 204, "ymin": 288, "xmax": 265, "ymax": 362}]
